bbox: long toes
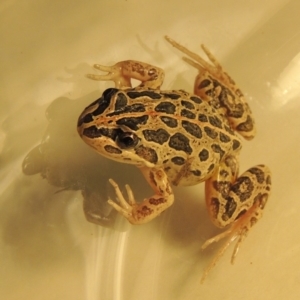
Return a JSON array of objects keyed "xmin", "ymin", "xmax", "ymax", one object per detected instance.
[
  {"xmin": 107, "ymin": 199, "xmax": 133, "ymax": 218},
  {"xmin": 125, "ymin": 184, "xmax": 136, "ymax": 205},
  {"xmin": 107, "ymin": 199, "xmax": 122, "ymax": 211},
  {"xmin": 86, "ymin": 74, "xmax": 113, "ymax": 81},
  {"xmin": 93, "ymin": 64, "xmax": 112, "ymax": 71}
]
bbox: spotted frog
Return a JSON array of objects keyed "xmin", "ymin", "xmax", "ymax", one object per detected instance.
[{"xmin": 77, "ymin": 36, "xmax": 271, "ymax": 281}]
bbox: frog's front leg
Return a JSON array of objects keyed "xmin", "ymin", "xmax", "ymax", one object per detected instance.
[
  {"xmin": 87, "ymin": 60, "xmax": 165, "ymax": 89},
  {"xmin": 108, "ymin": 167, "xmax": 174, "ymax": 224},
  {"xmin": 201, "ymin": 158, "xmax": 271, "ymax": 282}
]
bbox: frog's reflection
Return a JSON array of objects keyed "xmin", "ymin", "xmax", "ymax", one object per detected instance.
[{"xmin": 22, "ymin": 94, "xmax": 149, "ymax": 228}]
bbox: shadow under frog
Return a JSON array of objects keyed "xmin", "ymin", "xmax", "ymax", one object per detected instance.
[{"xmin": 22, "ymin": 92, "xmax": 152, "ymax": 228}]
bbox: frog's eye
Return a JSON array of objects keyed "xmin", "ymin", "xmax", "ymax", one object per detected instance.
[{"xmin": 116, "ymin": 132, "xmax": 139, "ymax": 149}]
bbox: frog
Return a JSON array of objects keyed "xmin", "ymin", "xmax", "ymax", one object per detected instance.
[{"xmin": 77, "ymin": 36, "xmax": 271, "ymax": 281}]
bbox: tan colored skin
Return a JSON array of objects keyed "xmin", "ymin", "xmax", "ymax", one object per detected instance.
[{"xmin": 77, "ymin": 37, "xmax": 271, "ymax": 281}]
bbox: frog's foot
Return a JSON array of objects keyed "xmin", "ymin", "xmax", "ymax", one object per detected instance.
[
  {"xmin": 107, "ymin": 178, "xmax": 135, "ymax": 218},
  {"xmin": 200, "ymin": 196, "xmax": 268, "ymax": 283},
  {"xmin": 201, "ymin": 163, "xmax": 271, "ymax": 282},
  {"xmin": 87, "ymin": 60, "xmax": 165, "ymax": 89},
  {"xmin": 165, "ymin": 36, "xmax": 256, "ymax": 139},
  {"xmin": 107, "ymin": 178, "xmax": 174, "ymax": 225},
  {"xmin": 87, "ymin": 62, "xmax": 132, "ymax": 88},
  {"xmin": 165, "ymin": 36, "xmax": 233, "ymax": 89}
]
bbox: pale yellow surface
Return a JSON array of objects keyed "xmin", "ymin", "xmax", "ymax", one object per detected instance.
[{"xmin": 1, "ymin": 0, "xmax": 300, "ymax": 299}]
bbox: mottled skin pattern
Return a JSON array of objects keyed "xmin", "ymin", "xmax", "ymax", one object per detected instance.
[{"xmin": 77, "ymin": 36, "xmax": 271, "ymax": 281}]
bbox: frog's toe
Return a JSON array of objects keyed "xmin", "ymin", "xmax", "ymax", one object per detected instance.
[
  {"xmin": 93, "ymin": 64, "xmax": 112, "ymax": 72},
  {"xmin": 107, "ymin": 199, "xmax": 132, "ymax": 218}
]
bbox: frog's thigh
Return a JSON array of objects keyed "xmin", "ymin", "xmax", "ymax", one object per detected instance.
[{"xmin": 205, "ymin": 162, "xmax": 271, "ymax": 228}]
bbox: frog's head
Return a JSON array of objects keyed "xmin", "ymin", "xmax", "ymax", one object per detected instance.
[{"xmin": 77, "ymin": 88, "xmax": 158, "ymax": 167}]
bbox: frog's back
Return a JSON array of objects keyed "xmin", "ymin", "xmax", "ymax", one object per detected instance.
[
  {"xmin": 111, "ymin": 88, "xmax": 242, "ymax": 186},
  {"xmin": 79, "ymin": 87, "xmax": 242, "ymax": 187}
]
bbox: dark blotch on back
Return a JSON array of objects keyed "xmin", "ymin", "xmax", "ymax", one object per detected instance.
[
  {"xmin": 181, "ymin": 100, "xmax": 195, "ymax": 110},
  {"xmin": 162, "ymin": 92, "xmax": 181, "ymax": 100},
  {"xmin": 181, "ymin": 109, "xmax": 196, "ymax": 119},
  {"xmin": 182, "ymin": 120, "xmax": 202, "ymax": 138},
  {"xmin": 160, "ymin": 116, "xmax": 178, "ymax": 128},
  {"xmin": 199, "ymin": 149, "xmax": 209, "ymax": 161},
  {"xmin": 142, "ymin": 128, "xmax": 170, "ymax": 145},
  {"xmin": 219, "ymin": 132, "xmax": 231, "ymax": 143},
  {"xmin": 191, "ymin": 169, "xmax": 202, "ymax": 176},
  {"xmin": 198, "ymin": 114, "xmax": 208, "ymax": 122},
  {"xmin": 155, "ymin": 102, "xmax": 176, "ymax": 114},
  {"xmin": 107, "ymin": 103, "xmax": 145, "ymax": 117},
  {"xmin": 224, "ymin": 125, "xmax": 234, "ymax": 135},
  {"xmin": 208, "ymin": 116, "xmax": 223, "ymax": 128},
  {"xmin": 128, "ymin": 103, "xmax": 146, "ymax": 112},
  {"xmin": 171, "ymin": 156, "xmax": 185, "ymax": 165},
  {"xmin": 211, "ymin": 144, "xmax": 225, "ymax": 159},
  {"xmin": 116, "ymin": 115, "xmax": 148, "ymax": 130},
  {"xmin": 204, "ymin": 126, "xmax": 218, "ymax": 139},
  {"xmin": 169, "ymin": 133, "xmax": 192, "ymax": 154},
  {"xmin": 190, "ymin": 96, "xmax": 202, "ymax": 104},
  {"xmin": 208, "ymin": 163, "xmax": 215, "ymax": 173},
  {"xmin": 114, "ymin": 93, "xmax": 128, "ymax": 111},
  {"xmin": 127, "ymin": 90, "xmax": 162, "ymax": 99}
]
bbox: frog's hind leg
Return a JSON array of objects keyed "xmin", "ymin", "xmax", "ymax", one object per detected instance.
[
  {"xmin": 87, "ymin": 60, "xmax": 165, "ymax": 89},
  {"xmin": 201, "ymin": 163, "xmax": 271, "ymax": 283},
  {"xmin": 200, "ymin": 199, "xmax": 264, "ymax": 283},
  {"xmin": 165, "ymin": 36, "xmax": 230, "ymax": 87},
  {"xmin": 165, "ymin": 36, "xmax": 256, "ymax": 140}
]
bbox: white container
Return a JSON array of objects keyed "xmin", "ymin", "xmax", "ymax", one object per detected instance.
[{"xmin": 1, "ymin": 1, "xmax": 299, "ymax": 299}]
